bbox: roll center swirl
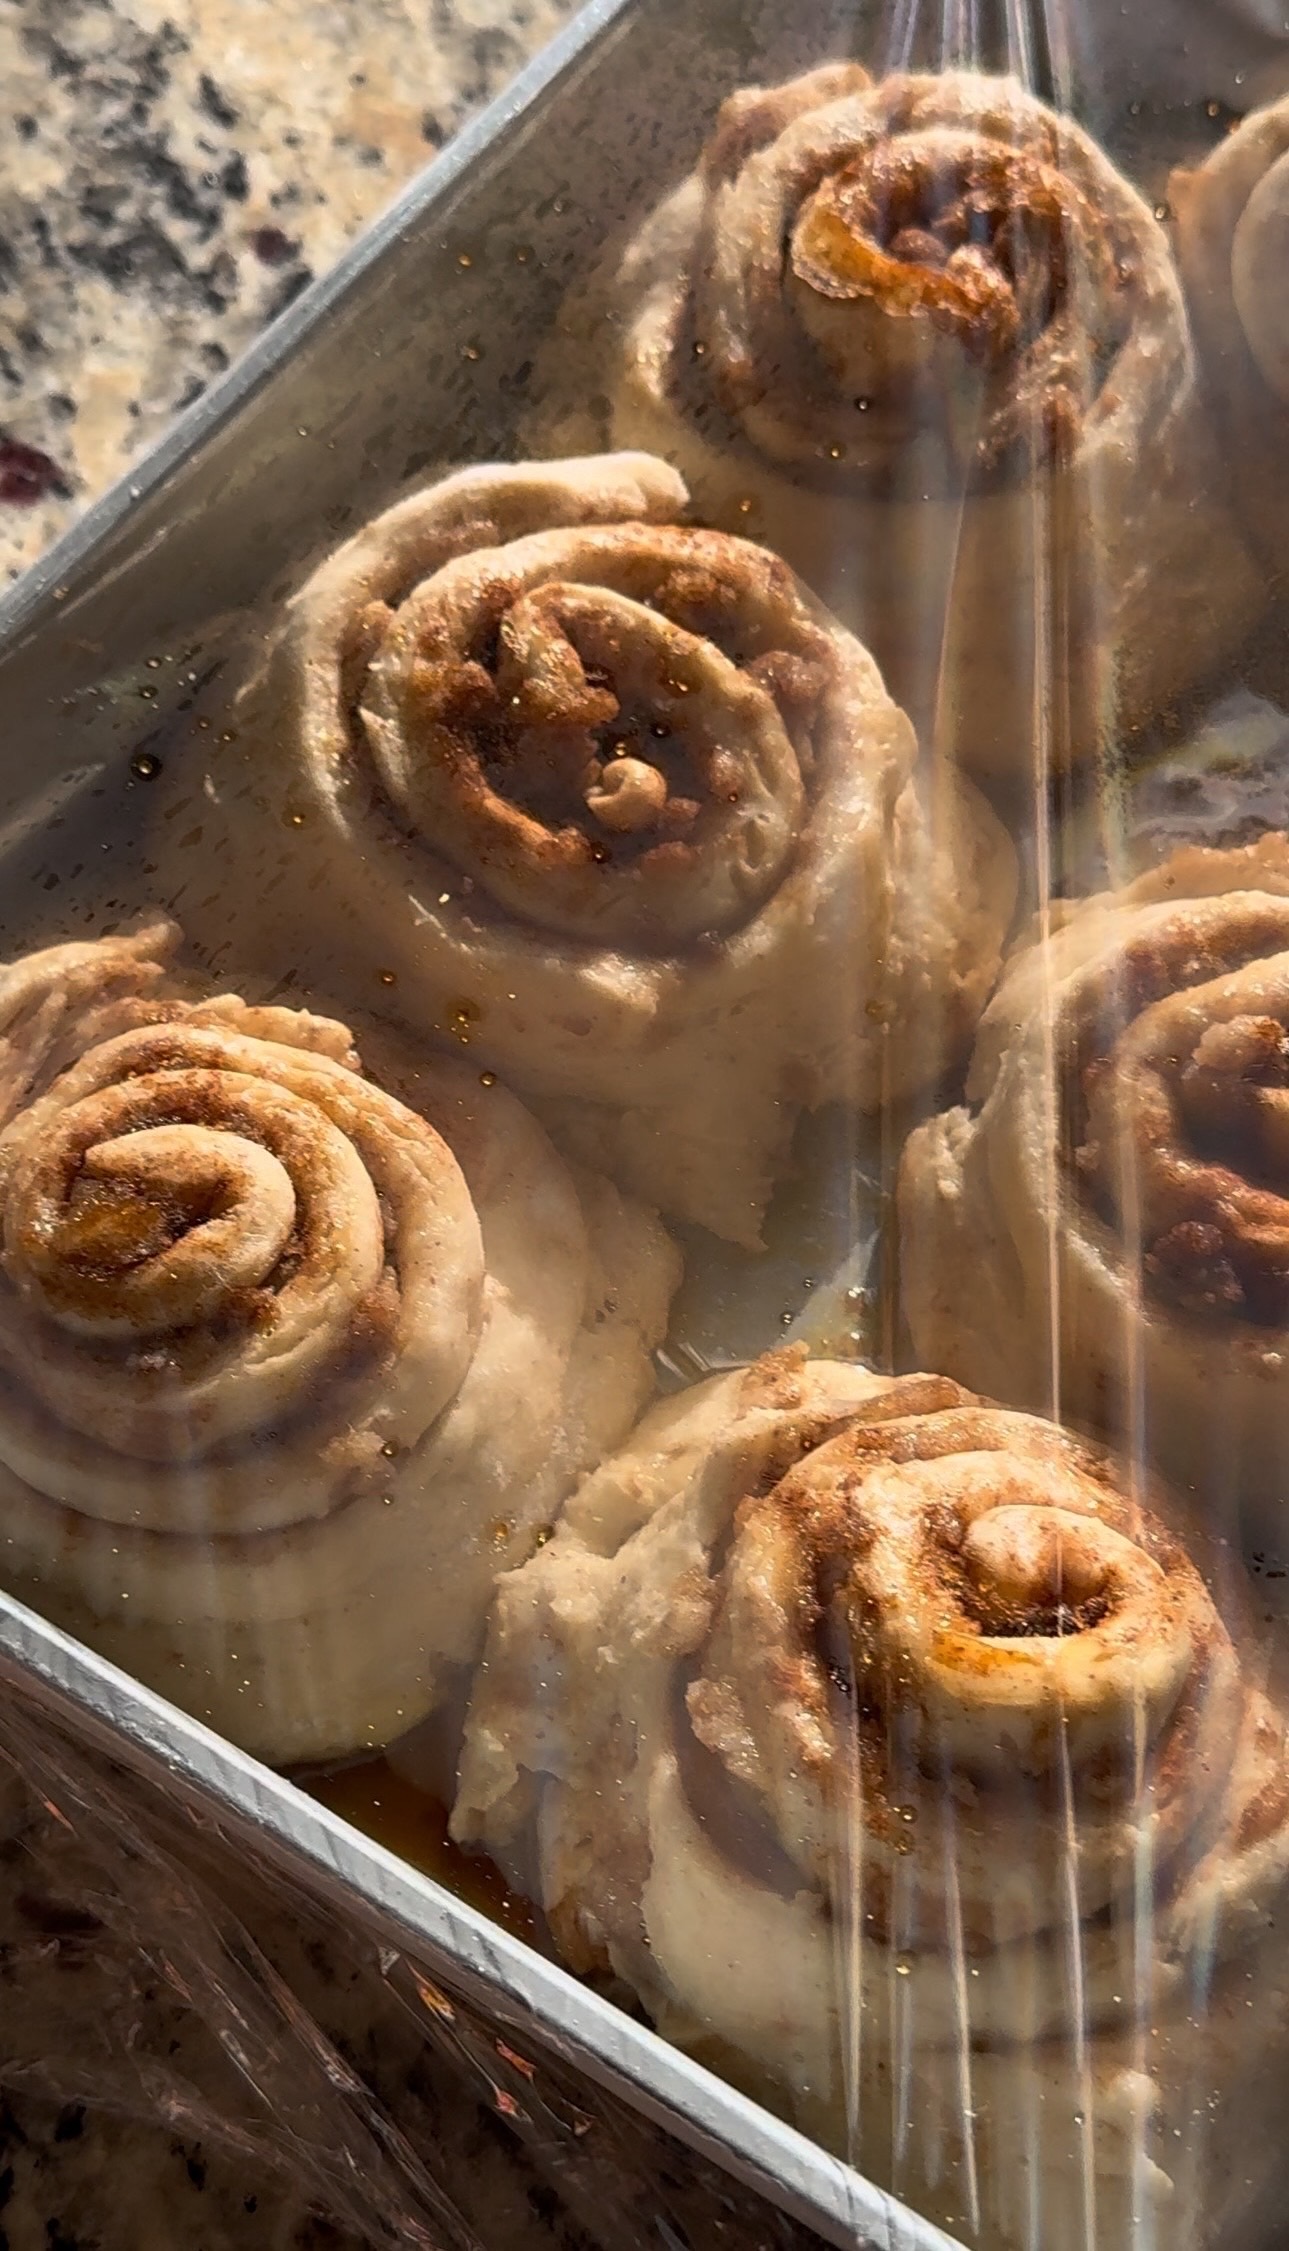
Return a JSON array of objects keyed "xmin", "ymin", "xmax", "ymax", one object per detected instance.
[
  {"xmin": 1076, "ymin": 938, "xmax": 1289, "ymax": 1325},
  {"xmin": 3, "ymin": 1065, "xmax": 382, "ymax": 1344},
  {"xmin": 787, "ymin": 134, "xmax": 1120, "ymax": 467},
  {"xmin": 960, "ymin": 1504, "xmax": 1128, "ymax": 1636},
  {"xmin": 0, "ymin": 1015, "xmax": 486, "ymax": 1488},
  {"xmin": 21, "ymin": 1124, "xmax": 298, "ymax": 1337},
  {"xmin": 676, "ymin": 1383, "xmax": 1223, "ymax": 1954},
  {"xmin": 792, "ymin": 141, "xmax": 1069, "ymax": 359},
  {"xmin": 359, "ymin": 523, "xmax": 832, "ymax": 948},
  {"xmin": 439, "ymin": 579, "xmax": 752, "ymax": 846}
]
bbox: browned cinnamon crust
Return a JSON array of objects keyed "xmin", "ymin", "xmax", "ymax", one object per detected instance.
[
  {"xmin": 899, "ymin": 834, "xmax": 1289, "ymax": 1535},
  {"xmin": 561, "ymin": 68, "xmax": 1263, "ymax": 778},
  {"xmin": 158, "ymin": 453, "xmax": 1015, "ymax": 1243},
  {"xmin": 0, "ymin": 922, "xmax": 678, "ymax": 1764},
  {"xmin": 454, "ymin": 1352, "xmax": 1289, "ymax": 2249},
  {"xmin": 357, "ymin": 527, "xmax": 832, "ymax": 948}
]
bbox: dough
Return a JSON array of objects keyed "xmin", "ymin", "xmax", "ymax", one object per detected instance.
[
  {"xmin": 0, "ymin": 920, "xmax": 678, "ymax": 1765},
  {"xmin": 548, "ymin": 68, "xmax": 1263, "ymax": 779},
  {"xmin": 158, "ymin": 451, "xmax": 1014, "ymax": 1245},
  {"xmin": 454, "ymin": 1346, "xmax": 1289, "ymax": 2251},
  {"xmin": 899, "ymin": 832, "xmax": 1289, "ymax": 1551},
  {"xmin": 1172, "ymin": 93, "xmax": 1289, "ymax": 580}
]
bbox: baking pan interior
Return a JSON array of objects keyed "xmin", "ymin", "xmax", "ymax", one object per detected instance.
[
  {"xmin": 0, "ymin": 0, "xmax": 1234, "ymax": 1350},
  {"xmin": 0, "ymin": 0, "xmax": 1271, "ymax": 2245},
  {"xmin": 0, "ymin": 2, "xmax": 959, "ymax": 2242}
]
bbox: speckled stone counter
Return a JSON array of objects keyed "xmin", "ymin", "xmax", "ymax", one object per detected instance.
[{"xmin": 0, "ymin": 0, "xmax": 575, "ymax": 584}]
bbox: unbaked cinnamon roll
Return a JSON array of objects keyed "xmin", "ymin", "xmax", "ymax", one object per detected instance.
[
  {"xmin": 899, "ymin": 833, "xmax": 1289, "ymax": 1543},
  {"xmin": 1172, "ymin": 95, "xmax": 1289, "ymax": 581},
  {"xmin": 158, "ymin": 451, "xmax": 1014, "ymax": 1247},
  {"xmin": 0, "ymin": 922, "xmax": 678, "ymax": 1765},
  {"xmin": 453, "ymin": 1347, "xmax": 1289, "ymax": 2251},
  {"xmin": 551, "ymin": 68, "xmax": 1263, "ymax": 778}
]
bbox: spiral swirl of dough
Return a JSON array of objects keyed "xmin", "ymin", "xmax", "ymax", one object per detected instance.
[
  {"xmin": 0, "ymin": 1010, "xmax": 481, "ymax": 1531},
  {"xmin": 551, "ymin": 69, "xmax": 1262, "ymax": 776},
  {"xmin": 160, "ymin": 453, "xmax": 1013, "ymax": 1245},
  {"xmin": 681, "ymin": 73, "xmax": 1130, "ymax": 487},
  {"xmin": 1172, "ymin": 95, "xmax": 1289, "ymax": 576},
  {"xmin": 899, "ymin": 834, "xmax": 1289, "ymax": 1540},
  {"xmin": 0, "ymin": 924, "xmax": 678, "ymax": 1763},
  {"xmin": 360, "ymin": 520, "xmax": 824, "ymax": 950},
  {"xmin": 454, "ymin": 1349, "xmax": 1289, "ymax": 2251}
]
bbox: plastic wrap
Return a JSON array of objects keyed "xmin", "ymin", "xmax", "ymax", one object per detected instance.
[
  {"xmin": 4, "ymin": 1, "xmax": 1289, "ymax": 2247},
  {"xmin": 0, "ymin": 1652, "xmax": 835, "ymax": 2251}
]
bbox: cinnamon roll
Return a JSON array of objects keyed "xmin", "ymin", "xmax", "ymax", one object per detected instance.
[
  {"xmin": 1172, "ymin": 96, "xmax": 1289, "ymax": 580},
  {"xmin": 0, "ymin": 922, "xmax": 678, "ymax": 1765},
  {"xmin": 899, "ymin": 833, "xmax": 1289, "ymax": 1544},
  {"xmin": 158, "ymin": 451, "xmax": 1014, "ymax": 1247},
  {"xmin": 452, "ymin": 1348, "xmax": 1289, "ymax": 2251},
  {"xmin": 551, "ymin": 68, "xmax": 1263, "ymax": 778}
]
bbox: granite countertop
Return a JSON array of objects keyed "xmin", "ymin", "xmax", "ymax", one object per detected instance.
[{"xmin": 0, "ymin": 0, "xmax": 575, "ymax": 583}]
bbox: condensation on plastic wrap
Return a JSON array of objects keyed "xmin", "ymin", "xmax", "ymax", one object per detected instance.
[
  {"xmin": 0, "ymin": 1657, "xmax": 830, "ymax": 2251},
  {"xmin": 0, "ymin": 1680, "xmax": 466, "ymax": 2250}
]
